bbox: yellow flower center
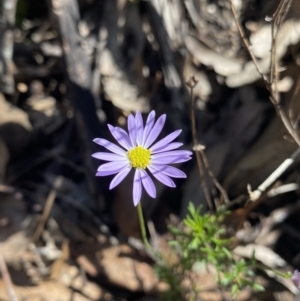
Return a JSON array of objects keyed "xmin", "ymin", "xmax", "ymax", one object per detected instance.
[{"xmin": 127, "ymin": 146, "xmax": 151, "ymax": 169}]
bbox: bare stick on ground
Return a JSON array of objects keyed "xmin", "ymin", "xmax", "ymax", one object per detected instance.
[
  {"xmin": 187, "ymin": 75, "xmax": 229, "ymax": 208},
  {"xmin": 0, "ymin": 253, "xmax": 18, "ymax": 301},
  {"xmin": 229, "ymin": 0, "xmax": 300, "ymax": 146},
  {"xmin": 0, "ymin": 0, "xmax": 18, "ymax": 94},
  {"xmin": 230, "ymin": 0, "xmax": 300, "ymax": 203},
  {"xmin": 48, "ymin": 0, "xmax": 103, "ymax": 202},
  {"xmin": 186, "ymin": 76, "xmax": 213, "ymax": 210},
  {"xmin": 249, "ymin": 147, "xmax": 300, "ymax": 201},
  {"xmin": 32, "ymin": 176, "xmax": 63, "ymax": 242}
]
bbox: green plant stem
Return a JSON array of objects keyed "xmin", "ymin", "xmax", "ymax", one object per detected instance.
[
  {"xmin": 137, "ymin": 202, "xmax": 152, "ymax": 250},
  {"xmin": 255, "ymin": 263, "xmax": 292, "ymax": 278}
]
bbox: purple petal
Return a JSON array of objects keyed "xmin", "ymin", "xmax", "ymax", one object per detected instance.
[
  {"xmin": 140, "ymin": 169, "xmax": 156, "ymax": 198},
  {"xmin": 128, "ymin": 114, "xmax": 137, "ymax": 146},
  {"xmin": 92, "ymin": 152, "xmax": 127, "ymax": 161},
  {"xmin": 292, "ymin": 270, "xmax": 300, "ymax": 290},
  {"xmin": 142, "ymin": 111, "xmax": 155, "ymax": 145},
  {"xmin": 151, "ymin": 156, "xmax": 191, "ymax": 165},
  {"xmin": 115, "ymin": 127, "xmax": 133, "ymax": 148},
  {"xmin": 152, "ymin": 150, "xmax": 192, "ymax": 158},
  {"xmin": 151, "ymin": 142, "xmax": 183, "ymax": 154},
  {"xmin": 150, "ymin": 130, "xmax": 182, "ymax": 152},
  {"xmin": 156, "ymin": 165, "xmax": 187, "ymax": 178},
  {"xmin": 144, "ymin": 114, "xmax": 166, "ymax": 148},
  {"xmin": 93, "ymin": 138, "xmax": 126, "ymax": 156},
  {"xmin": 96, "ymin": 161, "xmax": 129, "ymax": 176},
  {"xmin": 148, "ymin": 165, "xmax": 176, "ymax": 187},
  {"xmin": 151, "ymin": 150, "xmax": 193, "ymax": 164},
  {"xmin": 135, "ymin": 111, "xmax": 144, "ymax": 146},
  {"xmin": 133, "ymin": 169, "xmax": 142, "ymax": 206},
  {"xmin": 108, "ymin": 125, "xmax": 131, "ymax": 150},
  {"xmin": 109, "ymin": 166, "xmax": 131, "ymax": 189}
]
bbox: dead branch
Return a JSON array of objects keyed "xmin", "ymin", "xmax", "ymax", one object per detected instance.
[
  {"xmin": 0, "ymin": 253, "xmax": 18, "ymax": 301},
  {"xmin": 229, "ymin": 0, "xmax": 300, "ymax": 146},
  {"xmin": 146, "ymin": 1, "xmax": 183, "ymax": 108},
  {"xmin": 249, "ymin": 147, "xmax": 300, "ymax": 201},
  {"xmin": 186, "ymin": 76, "xmax": 213, "ymax": 210},
  {"xmin": 0, "ymin": 0, "xmax": 18, "ymax": 94},
  {"xmin": 32, "ymin": 176, "xmax": 63, "ymax": 242},
  {"xmin": 48, "ymin": 0, "xmax": 103, "ymax": 201}
]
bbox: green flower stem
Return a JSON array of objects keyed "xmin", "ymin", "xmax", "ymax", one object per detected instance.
[
  {"xmin": 137, "ymin": 202, "xmax": 152, "ymax": 250},
  {"xmin": 255, "ymin": 263, "xmax": 292, "ymax": 278}
]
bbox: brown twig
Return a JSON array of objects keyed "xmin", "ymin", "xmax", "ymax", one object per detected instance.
[
  {"xmin": 229, "ymin": 0, "xmax": 300, "ymax": 207},
  {"xmin": 0, "ymin": 253, "xmax": 18, "ymax": 301},
  {"xmin": 186, "ymin": 75, "xmax": 229, "ymax": 206},
  {"xmin": 288, "ymin": 75, "xmax": 300, "ymax": 130},
  {"xmin": 230, "ymin": 0, "xmax": 300, "ymax": 148},
  {"xmin": 31, "ymin": 176, "xmax": 63, "ymax": 242},
  {"xmin": 199, "ymin": 150, "xmax": 229, "ymax": 204},
  {"xmin": 186, "ymin": 76, "xmax": 213, "ymax": 210},
  {"xmin": 269, "ymin": 0, "xmax": 293, "ymax": 115},
  {"xmin": 268, "ymin": 1, "xmax": 284, "ymax": 93},
  {"xmin": 229, "ymin": 1, "xmax": 267, "ymax": 84}
]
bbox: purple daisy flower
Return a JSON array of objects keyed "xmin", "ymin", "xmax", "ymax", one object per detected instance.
[{"xmin": 92, "ymin": 111, "xmax": 192, "ymax": 206}]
